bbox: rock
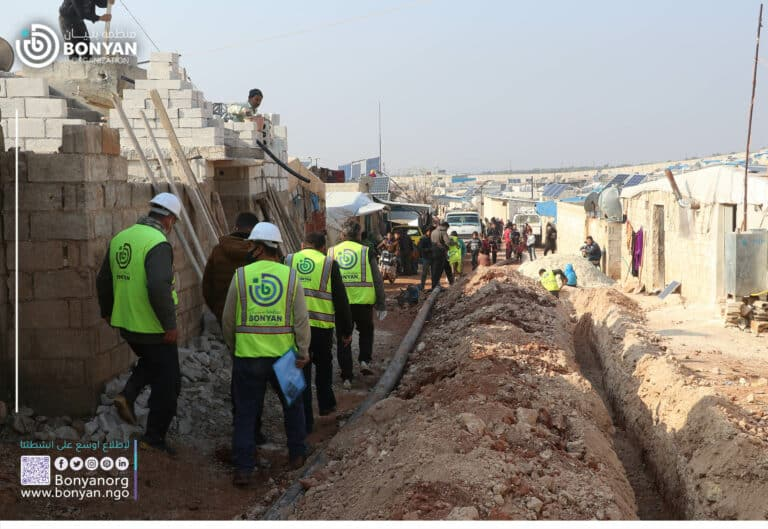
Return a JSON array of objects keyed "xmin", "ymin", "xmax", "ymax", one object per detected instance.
[
  {"xmin": 756, "ymin": 377, "xmax": 768, "ymax": 387},
  {"xmin": 458, "ymin": 413, "xmax": 486, "ymax": 435},
  {"xmin": 84, "ymin": 419, "xmax": 99, "ymax": 437},
  {"xmin": 539, "ymin": 449, "xmax": 552, "ymax": 461},
  {"xmin": 70, "ymin": 419, "xmax": 86, "ymax": 436},
  {"xmin": 178, "ymin": 417, "xmax": 192, "ymax": 435},
  {"xmin": 34, "ymin": 429, "xmax": 54, "ymax": 441},
  {"xmin": 104, "ymin": 378, "xmax": 125, "ymax": 398},
  {"xmin": 416, "ymin": 342, "xmax": 426, "ymax": 352},
  {"xmin": 96, "ymin": 405, "xmax": 112, "ymax": 415},
  {"xmin": 0, "ymin": 401, "xmax": 7, "ymax": 424},
  {"xmin": 18, "ymin": 406, "xmax": 34, "ymax": 417},
  {"xmin": 711, "ymin": 367, "xmax": 721, "ymax": 375},
  {"xmin": 739, "ymin": 377, "xmax": 747, "ymax": 386},
  {"xmin": 526, "ymin": 497, "xmax": 544, "ymax": 513},
  {"xmin": 181, "ymin": 365, "xmax": 203, "ymax": 382},
  {"xmin": 366, "ymin": 397, "xmax": 406, "ymax": 424},
  {"xmin": 136, "ymin": 391, "xmax": 150, "ymax": 408},
  {"xmin": 446, "ymin": 506, "xmax": 479, "ymax": 520},
  {"xmin": 494, "ymin": 494, "xmax": 505, "ymax": 505},
  {"xmin": 516, "ymin": 408, "xmax": 538, "ymax": 427},
  {"xmin": 54, "ymin": 426, "xmax": 80, "ymax": 441},
  {"xmin": 746, "ymin": 393, "xmax": 755, "ymax": 403},
  {"xmin": 193, "ymin": 352, "xmax": 211, "ymax": 366},
  {"xmin": 13, "ymin": 414, "xmax": 36, "ymax": 434},
  {"xmin": 98, "ymin": 412, "xmax": 119, "ymax": 434},
  {"xmin": 100, "ymin": 394, "xmax": 114, "ymax": 406},
  {"xmin": 701, "ymin": 481, "xmax": 722, "ymax": 503}
]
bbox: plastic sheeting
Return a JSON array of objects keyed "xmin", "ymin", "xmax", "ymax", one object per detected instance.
[{"xmin": 326, "ymin": 191, "xmax": 387, "ymax": 233}]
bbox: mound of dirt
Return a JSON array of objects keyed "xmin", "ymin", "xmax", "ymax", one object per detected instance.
[
  {"xmin": 518, "ymin": 254, "xmax": 615, "ymax": 288},
  {"xmin": 291, "ymin": 268, "xmax": 637, "ymax": 520}
]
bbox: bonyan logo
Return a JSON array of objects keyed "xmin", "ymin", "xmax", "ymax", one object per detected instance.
[
  {"xmin": 248, "ymin": 273, "xmax": 283, "ymax": 307},
  {"xmin": 297, "ymin": 257, "xmax": 315, "ymax": 275},
  {"xmin": 116, "ymin": 243, "xmax": 132, "ymax": 269},
  {"xmin": 337, "ymin": 249, "xmax": 358, "ymax": 270},
  {"xmin": 16, "ymin": 24, "xmax": 60, "ymax": 69}
]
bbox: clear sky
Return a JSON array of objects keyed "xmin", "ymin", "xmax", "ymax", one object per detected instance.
[{"xmin": 2, "ymin": 1, "xmax": 768, "ymax": 173}]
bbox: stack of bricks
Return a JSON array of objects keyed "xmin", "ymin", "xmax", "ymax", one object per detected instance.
[
  {"xmin": 0, "ymin": 123, "xmax": 211, "ymax": 415},
  {"xmin": 0, "ymin": 74, "xmax": 87, "ymax": 153}
]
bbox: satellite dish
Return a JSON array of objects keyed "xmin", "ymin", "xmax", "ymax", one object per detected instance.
[
  {"xmin": 598, "ymin": 186, "xmax": 623, "ymax": 221},
  {"xmin": 584, "ymin": 191, "xmax": 600, "ymax": 216},
  {"xmin": 0, "ymin": 37, "xmax": 14, "ymax": 72}
]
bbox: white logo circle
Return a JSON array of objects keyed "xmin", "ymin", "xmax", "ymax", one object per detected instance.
[
  {"xmin": 15, "ymin": 24, "xmax": 61, "ymax": 69},
  {"xmin": 69, "ymin": 457, "xmax": 84, "ymax": 471},
  {"xmin": 115, "ymin": 457, "xmax": 130, "ymax": 471},
  {"xmin": 100, "ymin": 457, "xmax": 114, "ymax": 471},
  {"xmin": 85, "ymin": 457, "xmax": 99, "ymax": 471},
  {"xmin": 54, "ymin": 457, "xmax": 68, "ymax": 472}
]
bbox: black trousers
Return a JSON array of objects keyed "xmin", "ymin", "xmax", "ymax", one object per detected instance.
[
  {"xmin": 336, "ymin": 304, "xmax": 374, "ymax": 381},
  {"xmin": 302, "ymin": 326, "xmax": 335, "ymax": 432},
  {"xmin": 123, "ymin": 342, "xmax": 181, "ymax": 444},
  {"xmin": 59, "ymin": 16, "xmax": 91, "ymax": 60},
  {"xmin": 430, "ymin": 247, "xmax": 453, "ymax": 288}
]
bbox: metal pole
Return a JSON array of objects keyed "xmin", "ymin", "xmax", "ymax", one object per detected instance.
[
  {"xmin": 743, "ymin": 3, "xmax": 763, "ymax": 232},
  {"xmin": 378, "ymin": 101, "xmax": 382, "ymax": 172}
]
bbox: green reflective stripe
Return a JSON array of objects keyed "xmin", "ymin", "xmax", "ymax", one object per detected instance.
[
  {"xmin": 305, "ymin": 289, "xmax": 333, "ymax": 301},
  {"xmin": 319, "ymin": 257, "xmax": 332, "ymax": 291},
  {"xmin": 237, "ymin": 267, "xmax": 248, "ymax": 327},
  {"xmin": 236, "ymin": 326, "xmax": 293, "ymax": 334},
  {"xmin": 307, "ymin": 311, "xmax": 334, "ymax": 323}
]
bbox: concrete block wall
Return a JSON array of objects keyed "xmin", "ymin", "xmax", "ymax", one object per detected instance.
[
  {"xmin": 0, "ymin": 124, "xmax": 212, "ymax": 415},
  {"xmin": 0, "ymin": 75, "xmax": 87, "ymax": 153}
]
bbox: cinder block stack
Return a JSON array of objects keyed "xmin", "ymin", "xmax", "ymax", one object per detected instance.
[
  {"xmin": 0, "ymin": 75, "xmax": 87, "ymax": 153},
  {"xmin": 0, "ymin": 124, "xmax": 210, "ymax": 415}
]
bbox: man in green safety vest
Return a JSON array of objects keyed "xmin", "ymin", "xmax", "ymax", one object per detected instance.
[
  {"xmin": 221, "ymin": 222, "xmax": 312, "ymax": 487},
  {"xmin": 96, "ymin": 192, "xmax": 182, "ymax": 455},
  {"xmin": 538, "ymin": 268, "xmax": 567, "ymax": 298},
  {"xmin": 328, "ymin": 220, "xmax": 386, "ymax": 388},
  {"xmin": 286, "ymin": 232, "xmax": 353, "ymax": 433}
]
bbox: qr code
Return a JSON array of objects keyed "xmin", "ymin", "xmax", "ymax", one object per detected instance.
[{"xmin": 20, "ymin": 456, "xmax": 50, "ymax": 486}]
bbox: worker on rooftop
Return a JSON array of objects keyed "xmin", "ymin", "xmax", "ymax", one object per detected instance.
[
  {"xmin": 328, "ymin": 220, "xmax": 386, "ymax": 388},
  {"xmin": 96, "ymin": 192, "xmax": 182, "ymax": 455},
  {"xmin": 222, "ymin": 222, "xmax": 311, "ymax": 487},
  {"xmin": 286, "ymin": 232, "xmax": 353, "ymax": 433},
  {"xmin": 227, "ymin": 88, "xmax": 264, "ymax": 123},
  {"xmin": 59, "ymin": 0, "xmax": 114, "ymax": 61}
]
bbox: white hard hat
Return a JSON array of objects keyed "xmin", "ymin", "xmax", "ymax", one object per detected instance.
[
  {"xmin": 248, "ymin": 222, "xmax": 283, "ymax": 248},
  {"xmin": 149, "ymin": 192, "xmax": 181, "ymax": 218}
]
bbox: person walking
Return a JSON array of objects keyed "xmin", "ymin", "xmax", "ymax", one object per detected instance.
[
  {"xmin": 417, "ymin": 227, "xmax": 433, "ymax": 290},
  {"xmin": 503, "ymin": 222, "xmax": 514, "ymax": 260},
  {"xmin": 468, "ymin": 232, "xmax": 482, "ymax": 270},
  {"xmin": 328, "ymin": 221, "xmax": 386, "ymax": 387},
  {"xmin": 543, "ymin": 222, "xmax": 558, "ymax": 256},
  {"xmin": 526, "ymin": 228, "xmax": 537, "ymax": 261},
  {"xmin": 221, "ymin": 222, "xmax": 311, "ymax": 486},
  {"xmin": 97, "ymin": 193, "xmax": 182, "ymax": 455},
  {"xmin": 286, "ymin": 232, "xmax": 353, "ymax": 433},
  {"xmin": 448, "ymin": 231, "xmax": 463, "ymax": 277},
  {"xmin": 430, "ymin": 221, "xmax": 455, "ymax": 288}
]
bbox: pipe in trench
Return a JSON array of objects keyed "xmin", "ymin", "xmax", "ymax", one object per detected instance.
[{"xmin": 262, "ymin": 286, "xmax": 443, "ymax": 520}]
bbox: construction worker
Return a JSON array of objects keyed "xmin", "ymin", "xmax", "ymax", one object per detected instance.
[
  {"xmin": 227, "ymin": 88, "xmax": 263, "ymax": 122},
  {"xmin": 222, "ymin": 222, "xmax": 311, "ymax": 486},
  {"xmin": 96, "ymin": 192, "xmax": 181, "ymax": 455},
  {"xmin": 58, "ymin": 0, "xmax": 114, "ymax": 61},
  {"xmin": 448, "ymin": 231, "xmax": 463, "ymax": 277},
  {"xmin": 286, "ymin": 232, "xmax": 353, "ymax": 432},
  {"xmin": 328, "ymin": 220, "xmax": 386, "ymax": 388},
  {"xmin": 538, "ymin": 268, "xmax": 567, "ymax": 298}
]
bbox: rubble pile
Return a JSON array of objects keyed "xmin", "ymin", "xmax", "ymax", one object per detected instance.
[
  {"xmin": 518, "ymin": 254, "xmax": 615, "ymax": 288},
  {"xmin": 292, "ymin": 268, "xmax": 637, "ymax": 520}
]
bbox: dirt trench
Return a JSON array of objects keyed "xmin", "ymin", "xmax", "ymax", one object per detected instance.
[{"xmin": 568, "ymin": 288, "xmax": 768, "ymax": 520}]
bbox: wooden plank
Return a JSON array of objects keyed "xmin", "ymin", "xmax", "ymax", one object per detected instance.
[{"xmin": 149, "ymin": 89, "xmax": 222, "ymax": 242}]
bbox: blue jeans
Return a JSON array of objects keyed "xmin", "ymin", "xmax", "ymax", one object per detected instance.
[{"xmin": 232, "ymin": 356, "xmax": 307, "ymax": 472}]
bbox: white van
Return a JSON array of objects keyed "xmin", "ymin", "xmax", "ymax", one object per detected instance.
[{"xmin": 445, "ymin": 211, "xmax": 483, "ymax": 242}]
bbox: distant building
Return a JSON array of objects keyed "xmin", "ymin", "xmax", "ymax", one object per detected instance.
[{"xmin": 339, "ymin": 157, "xmax": 381, "ymax": 182}]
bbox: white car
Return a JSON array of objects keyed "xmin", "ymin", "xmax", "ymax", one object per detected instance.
[{"xmin": 445, "ymin": 211, "xmax": 483, "ymax": 242}]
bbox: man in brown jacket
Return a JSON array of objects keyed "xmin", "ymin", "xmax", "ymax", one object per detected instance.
[{"xmin": 203, "ymin": 212, "xmax": 259, "ymax": 323}]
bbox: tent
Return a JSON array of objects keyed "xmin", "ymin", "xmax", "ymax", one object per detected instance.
[{"xmin": 326, "ymin": 191, "xmax": 388, "ymax": 243}]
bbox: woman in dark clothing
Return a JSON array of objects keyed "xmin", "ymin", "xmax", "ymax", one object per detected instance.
[{"xmin": 543, "ymin": 222, "xmax": 558, "ymax": 256}]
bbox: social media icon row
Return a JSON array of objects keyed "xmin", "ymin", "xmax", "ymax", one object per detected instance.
[{"xmin": 54, "ymin": 456, "xmax": 130, "ymax": 472}]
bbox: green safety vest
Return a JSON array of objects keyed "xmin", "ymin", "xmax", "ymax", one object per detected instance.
[
  {"xmin": 286, "ymin": 249, "xmax": 335, "ymax": 329},
  {"xmin": 540, "ymin": 270, "xmax": 560, "ymax": 292},
  {"xmin": 328, "ymin": 241, "xmax": 375, "ymax": 305},
  {"xmin": 109, "ymin": 223, "xmax": 178, "ymax": 334},
  {"xmin": 234, "ymin": 260, "xmax": 299, "ymax": 358},
  {"xmin": 448, "ymin": 236, "xmax": 461, "ymax": 262}
]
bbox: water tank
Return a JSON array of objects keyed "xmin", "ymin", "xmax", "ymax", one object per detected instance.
[{"xmin": 725, "ymin": 229, "xmax": 768, "ymax": 298}]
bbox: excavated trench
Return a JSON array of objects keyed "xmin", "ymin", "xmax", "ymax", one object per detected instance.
[{"xmin": 572, "ymin": 314, "xmax": 682, "ymax": 520}]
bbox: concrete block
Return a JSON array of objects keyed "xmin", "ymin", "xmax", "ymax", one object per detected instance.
[
  {"xmin": 44, "ymin": 118, "xmax": 86, "ymax": 138},
  {"xmin": 134, "ymin": 79, "xmax": 192, "ymax": 91},
  {"xmin": 25, "ymin": 98, "xmax": 68, "ymax": 118},
  {"xmin": 85, "ymin": 155, "xmax": 111, "ymax": 182},
  {"xmin": 179, "ymin": 117, "xmax": 208, "ymax": 128},
  {"xmin": 2, "ymin": 211, "xmax": 31, "ymax": 240},
  {"xmin": 266, "ymin": 113, "xmax": 280, "ymax": 126},
  {"xmin": 25, "ymin": 139, "xmax": 62, "ymax": 152},
  {"xmin": 27, "ymin": 153, "xmax": 86, "ymax": 183},
  {"xmin": 148, "ymin": 65, "xmax": 180, "ymax": 80},
  {"xmin": 0, "ymin": 79, "xmax": 5, "ymax": 98},
  {"xmin": 33, "ymin": 269, "xmax": 93, "ymax": 299},
  {"xmin": 149, "ymin": 52, "xmax": 180, "ymax": 65},
  {"xmin": 109, "ymin": 156, "xmax": 128, "ymax": 178},
  {"xmin": 15, "ymin": 118, "xmax": 45, "ymax": 138},
  {"xmin": 30, "ymin": 211, "xmax": 91, "ymax": 240},
  {"xmin": 3, "ymin": 183, "xmax": 63, "ymax": 211},
  {"xmin": 62, "ymin": 124, "xmax": 102, "ymax": 154},
  {"xmin": 93, "ymin": 212, "xmax": 113, "ymax": 238},
  {"xmin": 68, "ymin": 182, "xmax": 105, "ymax": 209},
  {"xmin": 102, "ymin": 127, "xmax": 120, "ymax": 155},
  {"xmin": 20, "ymin": 300, "xmax": 70, "ymax": 329},
  {"xmin": 178, "ymin": 107, "xmax": 212, "ymax": 119},
  {"xmin": 5, "ymin": 77, "xmax": 48, "ymax": 98},
  {"xmin": 81, "ymin": 298, "xmax": 104, "ymax": 327},
  {"xmin": 0, "ymin": 98, "xmax": 25, "ymax": 118}
]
